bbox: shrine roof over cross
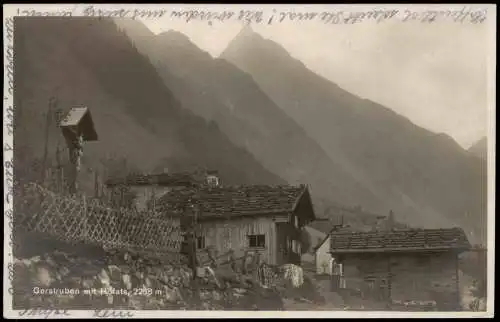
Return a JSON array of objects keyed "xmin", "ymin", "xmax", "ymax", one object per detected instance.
[{"xmin": 59, "ymin": 106, "xmax": 98, "ymax": 141}]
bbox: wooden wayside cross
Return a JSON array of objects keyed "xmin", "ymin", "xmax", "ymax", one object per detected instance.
[{"xmin": 59, "ymin": 107, "xmax": 98, "ymax": 195}]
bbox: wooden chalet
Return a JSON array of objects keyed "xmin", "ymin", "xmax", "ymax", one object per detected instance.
[
  {"xmin": 157, "ymin": 184, "xmax": 317, "ymax": 266},
  {"xmin": 328, "ymin": 227, "xmax": 471, "ymax": 311}
]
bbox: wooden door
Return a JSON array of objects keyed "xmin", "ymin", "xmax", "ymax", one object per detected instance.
[
  {"xmin": 275, "ymin": 223, "xmax": 286, "ymax": 265},
  {"xmin": 330, "ymin": 261, "xmax": 343, "ymax": 291}
]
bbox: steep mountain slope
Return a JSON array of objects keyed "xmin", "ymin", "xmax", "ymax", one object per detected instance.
[
  {"xmin": 221, "ymin": 27, "xmax": 487, "ymax": 244},
  {"xmin": 13, "ymin": 18, "xmax": 284, "ymax": 195},
  {"xmin": 113, "ymin": 19, "xmax": 390, "ymax": 217},
  {"xmin": 468, "ymin": 137, "xmax": 488, "ymax": 160}
]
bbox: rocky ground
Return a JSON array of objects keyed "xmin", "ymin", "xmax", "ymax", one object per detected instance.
[
  {"xmin": 12, "ymin": 249, "xmax": 286, "ymax": 311},
  {"xmin": 14, "ymin": 245, "xmax": 481, "ymax": 312}
]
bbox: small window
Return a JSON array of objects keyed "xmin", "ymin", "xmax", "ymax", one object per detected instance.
[
  {"xmin": 292, "ymin": 239, "xmax": 301, "ymax": 253},
  {"xmin": 248, "ymin": 234, "xmax": 265, "ymax": 248},
  {"xmin": 196, "ymin": 236, "xmax": 206, "ymax": 249}
]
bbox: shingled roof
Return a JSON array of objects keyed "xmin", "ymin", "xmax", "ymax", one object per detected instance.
[
  {"xmin": 157, "ymin": 184, "xmax": 315, "ymax": 221},
  {"xmin": 330, "ymin": 227, "xmax": 471, "ymax": 254},
  {"xmin": 105, "ymin": 173, "xmax": 201, "ymax": 187}
]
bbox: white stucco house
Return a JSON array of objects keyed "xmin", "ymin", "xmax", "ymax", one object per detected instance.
[
  {"xmin": 302, "ymin": 220, "xmax": 343, "ymax": 275},
  {"xmin": 314, "ymin": 233, "xmax": 333, "ymax": 275}
]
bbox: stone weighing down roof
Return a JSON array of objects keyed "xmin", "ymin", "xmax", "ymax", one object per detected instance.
[
  {"xmin": 157, "ymin": 184, "xmax": 315, "ymax": 221},
  {"xmin": 330, "ymin": 227, "xmax": 471, "ymax": 254}
]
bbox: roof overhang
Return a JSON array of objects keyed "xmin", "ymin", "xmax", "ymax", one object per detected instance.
[
  {"xmin": 291, "ymin": 185, "xmax": 316, "ymax": 223},
  {"xmin": 329, "ymin": 246, "xmax": 471, "ymax": 255},
  {"xmin": 60, "ymin": 107, "xmax": 98, "ymax": 141}
]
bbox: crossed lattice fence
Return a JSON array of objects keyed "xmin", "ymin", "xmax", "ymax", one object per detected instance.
[{"xmin": 13, "ymin": 183, "xmax": 185, "ymax": 262}]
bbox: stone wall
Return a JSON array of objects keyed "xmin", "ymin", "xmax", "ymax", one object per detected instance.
[{"xmin": 12, "ymin": 248, "xmax": 285, "ymax": 311}]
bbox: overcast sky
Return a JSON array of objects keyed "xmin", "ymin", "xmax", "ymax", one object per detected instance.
[{"xmin": 141, "ymin": 4, "xmax": 494, "ymax": 149}]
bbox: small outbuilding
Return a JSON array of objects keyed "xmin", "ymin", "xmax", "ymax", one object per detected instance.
[{"xmin": 328, "ymin": 227, "xmax": 471, "ymax": 311}]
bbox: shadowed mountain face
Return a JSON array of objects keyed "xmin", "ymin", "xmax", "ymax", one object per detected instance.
[
  {"xmin": 221, "ymin": 26, "xmax": 487, "ymax": 244},
  {"xmin": 13, "ymin": 18, "xmax": 285, "ymax": 194},
  {"xmin": 468, "ymin": 137, "xmax": 487, "ymax": 160},
  {"xmin": 114, "ymin": 19, "xmax": 392, "ymax": 221}
]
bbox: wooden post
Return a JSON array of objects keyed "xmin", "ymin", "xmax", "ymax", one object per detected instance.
[
  {"xmin": 61, "ymin": 167, "xmax": 65, "ymax": 195},
  {"xmin": 241, "ymin": 250, "xmax": 249, "ymax": 274},
  {"xmin": 94, "ymin": 170, "xmax": 99, "ymax": 198},
  {"xmin": 66, "ymin": 134, "xmax": 83, "ymax": 195},
  {"xmin": 41, "ymin": 97, "xmax": 55, "ymax": 183},
  {"xmin": 44, "ymin": 168, "xmax": 50, "ymax": 188},
  {"xmin": 207, "ymin": 247, "xmax": 218, "ymax": 269},
  {"xmin": 387, "ymin": 254, "xmax": 392, "ymax": 308},
  {"xmin": 60, "ymin": 107, "xmax": 98, "ymax": 196},
  {"xmin": 55, "ymin": 144, "xmax": 62, "ymax": 193},
  {"xmin": 191, "ymin": 204, "xmax": 199, "ymax": 280},
  {"xmin": 455, "ymin": 252, "xmax": 461, "ymax": 310},
  {"xmin": 151, "ymin": 188, "xmax": 156, "ymax": 212},
  {"xmin": 83, "ymin": 193, "xmax": 88, "ymax": 241}
]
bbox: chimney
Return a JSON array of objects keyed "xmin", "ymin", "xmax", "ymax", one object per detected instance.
[
  {"xmin": 387, "ymin": 210, "xmax": 395, "ymax": 230},
  {"xmin": 206, "ymin": 170, "xmax": 221, "ymax": 188}
]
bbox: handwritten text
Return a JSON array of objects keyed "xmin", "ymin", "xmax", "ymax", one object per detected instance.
[
  {"xmin": 93, "ymin": 310, "xmax": 135, "ymax": 318},
  {"xmin": 18, "ymin": 309, "xmax": 71, "ymax": 319},
  {"xmin": 9, "ymin": 5, "xmax": 489, "ymax": 25}
]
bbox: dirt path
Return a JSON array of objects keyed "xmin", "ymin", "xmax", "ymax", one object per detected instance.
[
  {"xmin": 283, "ymin": 299, "xmax": 346, "ymax": 311},
  {"xmin": 282, "ymin": 285, "xmax": 346, "ymax": 311}
]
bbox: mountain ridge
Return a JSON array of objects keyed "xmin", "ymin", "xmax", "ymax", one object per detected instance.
[
  {"xmin": 113, "ymin": 18, "xmax": 390, "ymax": 220},
  {"xmin": 221, "ymin": 27, "xmax": 487, "ymax": 244},
  {"xmin": 468, "ymin": 136, "xmax": 487, "ymax": 160},
  {"xmin": 13, "ymin": 18, "xmax": 285, "ymax": 197}
]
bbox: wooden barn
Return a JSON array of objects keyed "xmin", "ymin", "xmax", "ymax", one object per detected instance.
[
  {"xmin": 105, "ymin": 172, "xmax": 202, "ymax": 211},
  {"xmin": 310, "ymin": 213, "xmax": 407, "ymax": 276},
  {"xmin": 329, "ymin": 227, "xmax": 471, "ymax": 311},
  {"xmin": 104, "ymin": 169, "xmax": 221, "ymax": 211},
  {"xmin": 158, "ymin": 184, "xmax": 316, "ymax": 266}
]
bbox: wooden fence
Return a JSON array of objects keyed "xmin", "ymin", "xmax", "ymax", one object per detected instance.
[
  {"xmin": 14, "ymin": 182, "xmax": 185, "ymax": 263},
  {"xmin": 194, "ymin": 247, "xmax": 284, "ymax": 288},
  {"xmin": 40, "ymin": 166, "xmax": 131, "ymax": 208}
]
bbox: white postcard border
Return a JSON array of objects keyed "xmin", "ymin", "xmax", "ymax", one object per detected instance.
[{"xmin": 3, "ymin": 3, "xmax": 495, "ymax": 319}]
